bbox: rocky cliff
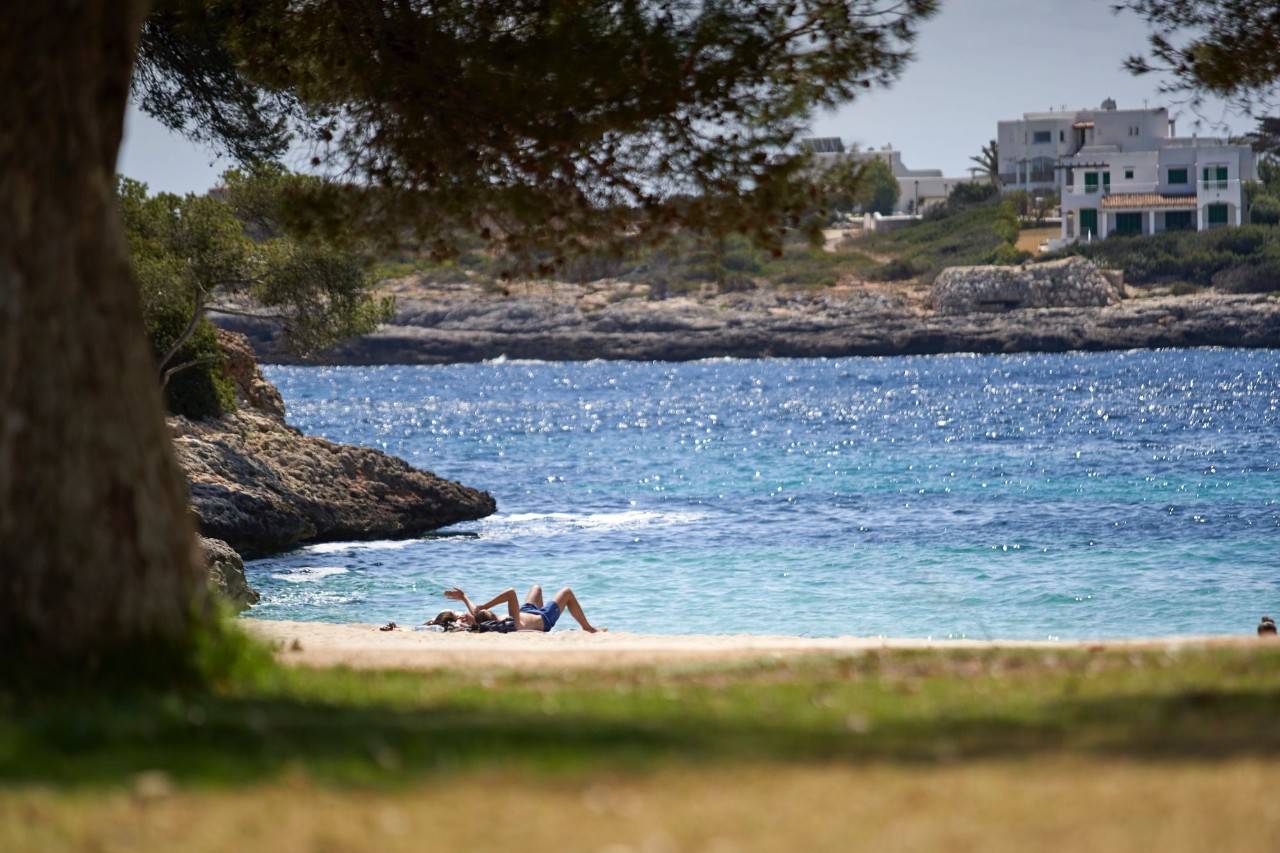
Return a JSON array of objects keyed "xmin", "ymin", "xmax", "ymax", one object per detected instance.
[
  {"xmin": 174, "ymin": 331, "xmax": 496, "ymax": 559},
  {"xmin": 216, "ymin": 275, "xmax": 1280, "ymax": 364}
]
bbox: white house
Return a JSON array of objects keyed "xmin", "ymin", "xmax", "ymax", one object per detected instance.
[
  {"xmin": 998, "ymin": 99, "xmax": 1256, "ymax": 241},
  {"xmin": 802, "ymin": 139, "xmax": 979, "ymax": 213}
]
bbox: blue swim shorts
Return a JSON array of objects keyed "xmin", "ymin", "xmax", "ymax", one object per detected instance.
[{"xmin": 519, "ymin": 601, "xmax": 561, "ymax": 631}]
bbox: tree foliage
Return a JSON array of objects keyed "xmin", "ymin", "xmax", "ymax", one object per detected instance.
[
  {"xmin": 854, "ymin": 156, "xmax": 900, "ymax": 215},
  {"xmin": 119, "ymin": 165, "xmax": 393, "ymax": 416},
  {"xmin": 134, "ymin": 1, "xmax": 939, "ymax": 265},
  {"xmin": 1117, "ymin": 1, "xmax": 1280, "ymax": 113},
  {"xmin": 969, "ymin": 139, "xmax": 998, "ymax": 184}
]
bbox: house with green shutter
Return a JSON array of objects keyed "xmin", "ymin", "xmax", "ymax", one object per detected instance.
[
  {"xmin": 998, "ymin": 99, "xmax": 1255, "ymax": 245},
  {"xmin": 1052, "ymin": 110, "xmax": 1254, "ymax": 243}
]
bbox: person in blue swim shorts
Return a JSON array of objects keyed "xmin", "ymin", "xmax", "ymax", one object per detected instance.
[{"xmin": 443, "ymin": 585, "xmax": 604, "ymax": 633}]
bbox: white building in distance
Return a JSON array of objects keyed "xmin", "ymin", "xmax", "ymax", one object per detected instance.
[
  {"xmin": 998, "ymin": 99, "xmax": 1255, "ymax": 241},
  {"xmin": 802, "ymin": 139, "xmax": 979, "ymax": 213}
]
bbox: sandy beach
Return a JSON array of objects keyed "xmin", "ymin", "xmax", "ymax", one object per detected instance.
[{"xmin": 242, "ymin": 619, "xmax": 1249, "ymax": 670}]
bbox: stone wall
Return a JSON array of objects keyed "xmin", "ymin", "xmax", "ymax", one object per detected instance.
[{"xmin": 933, "ymin": 257, "xmax": 1122, "ymax": 316}]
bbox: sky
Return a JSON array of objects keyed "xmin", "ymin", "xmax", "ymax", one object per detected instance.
[{"xmin": 117, "ymin": 0, "xmax": 1255, "ymax": 194}]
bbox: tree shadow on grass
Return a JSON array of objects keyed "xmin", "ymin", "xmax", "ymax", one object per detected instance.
[{"xmin": 3, "ymin": 678, "xmax": 1279, "ymax": 790}]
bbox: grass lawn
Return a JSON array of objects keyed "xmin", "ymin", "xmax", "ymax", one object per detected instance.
[{"xmin": 4, "ymin": 643, "xmax": 1280, "ymax": 850}]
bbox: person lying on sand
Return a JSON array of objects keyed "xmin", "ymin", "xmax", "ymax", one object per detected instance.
[
  {"xmin": 425, "ymin": 607, "xmax": 499, "ymax": 631},
  {"xmin": 439, "ymin": 585, "xmax": 605, "ymax": 633}
]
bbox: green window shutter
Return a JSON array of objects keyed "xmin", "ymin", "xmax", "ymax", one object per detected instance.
[
  {"xmin": 1084, "ymin": 172, "xmax": 1098, "ymax": 193},
  {"xmin": 1116, "ymin": 213, "xmax": 1142, "ymax": 235},
  {"xmin": 1103, "ymin": 172, "xmax": 1111, "ymax": 189},
  {"xmin": 1168, "ymin": 168, "xmax": 1187, "ymax": 185},
  {"xmin": 1208, "ymin": 204, "xmax": 1229, "ymax": 225},
  {"xmin": 1216, "ymin": 166, "xmax": 1229, "ymax": 181}
]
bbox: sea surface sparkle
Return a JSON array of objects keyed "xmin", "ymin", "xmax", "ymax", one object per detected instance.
[{"xmin": 246, "ymin": 349, "xmax": 1280, "ymax": 639}]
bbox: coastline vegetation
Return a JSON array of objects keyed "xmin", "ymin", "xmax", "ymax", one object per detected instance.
[
  {"xmin": 121, "ymin": 167, "xmax": 393, "ymax": 419},
  {"xmin": 859, "ymin": 194, "xmax": 1029, "ymax": 281},
  {"xmin": 1051, "ymin": 226, "xmax": 1280, "ymax": 292}
]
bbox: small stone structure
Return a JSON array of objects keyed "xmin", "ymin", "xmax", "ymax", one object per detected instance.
[{"xmin": 932, "ymin": 256, "xmax": 1122, "ymax": 315}]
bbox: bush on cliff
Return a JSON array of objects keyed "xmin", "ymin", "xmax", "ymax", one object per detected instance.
[
  {"xmin": 143, "ymin": 291, "xmax": 236, "ymax": 419},
  {"xmin": 1212, "ymin": 257, "xmax": 1280, "ymax": 293},
  {"xmin": 119, "ymin": 168, "xmax": 394, "ymax": 418},
  {"xmin": 1054, "ymin": 225, "xmax": 1280, "ymax": 287}
]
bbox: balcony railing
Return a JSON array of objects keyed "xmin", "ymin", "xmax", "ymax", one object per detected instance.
[{"xmin": 1062, "ymin": 178, "xmax": 1241, "ymax": 197}]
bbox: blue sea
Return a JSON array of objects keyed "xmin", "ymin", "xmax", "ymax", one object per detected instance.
[{"xmin": 245, "ymin": 349, "xmax": 1280, "ymax": 639}]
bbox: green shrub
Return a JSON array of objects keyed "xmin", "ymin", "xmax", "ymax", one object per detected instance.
[
  {"xmin": 1251, "ymin": 195, "xmax": 1280, "ymax": 226},
  {"xmin": 988, "ymin": 242, "xmax": 1030, "ymax": 265},
  {"xmin": 946, "ymin": 182, "xmax": 999, "ymax": 208},
  {"xmin": 873, "ymin": 257, "xmax": 925, "ymax": 281},
  {"xmin": 143, "ymin": 295, "xmax": 236, "ymax": 420},
  {"xmin": 1212, "ymin": 258, "xmax": 1280, "ymax": 293},
  {"xmin": 1054, "ymin": 225, "xmax": 1280, "ymax": 287},
  {"xmin": 861, "ymin": 199, "xmax": 1007, "ymax": 280}
]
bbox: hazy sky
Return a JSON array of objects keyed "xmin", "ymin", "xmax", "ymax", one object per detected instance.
[{"xmin": 118, "ymin": 0, "xmax": 1254, "ymax": 194}]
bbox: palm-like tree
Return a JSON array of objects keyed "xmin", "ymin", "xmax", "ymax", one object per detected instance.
[{"xmin": 970, "ymin": 139, "xmax": 999, "ymax": 185}]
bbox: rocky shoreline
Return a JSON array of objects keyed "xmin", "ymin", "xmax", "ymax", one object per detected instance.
[
  {"xmin": 183, "ymin": 331, "xmax": 496, "ymax": 605},
  {"xmin": 216, "ymin": 275, "xmax": 1280, "ymax": 365}
]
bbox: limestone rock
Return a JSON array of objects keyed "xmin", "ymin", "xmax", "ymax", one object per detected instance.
[
  {"xmin": 173, "ymin": 410, "xmax": 496, "ymax": 557},
  {"xmin": 213, "ymin": 273, "xmax": 1280, "ymax": 363},
  {"xmin": 216, "ymin": 328, "xmax": 285, "ymax": 420},
  {"xmin": 932, "ymin": 257, "xmax": 1122, "ymax": 316},
  {"xmin": 200, "ymin": 536, "xmax": 259, "ymax": 609}
]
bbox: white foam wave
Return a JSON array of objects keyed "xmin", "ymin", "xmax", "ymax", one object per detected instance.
[
  {"xmin": 304, "ymin": 540, "xmax": 417, "ymax": 554},
  {"xmin": 270, "ymin": 565, "xmax": 350, "ymax": 583},
  {"xmin": 488, "ymin": 509, "xmax": 706, "ymax": 536}
]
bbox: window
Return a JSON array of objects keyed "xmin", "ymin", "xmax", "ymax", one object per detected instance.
[
  {"xmin": 1033, "ymin": 131, "xmax": 1052, "ymax": 144},
  {"xmin": 1124, "ymin": 168, "xmax": 1134, "ymax": 180},
  {"xmin": 1115, "ymin": 213, "xmax": 1144, "ymax": 235},
  {"xmin": 1208, "ymin": 204, "xmax": 1229, "ymax": 226},
  {"xmin": 1202, "ymin": 165, "xmax": 1229, "ymax": 189},
  {"xmin": 1084, "ymin": 172, "xmax": 1099, "ymax": 193},
  {"xmin": 1168, "ymin": 168, "xmax": 1188, "ymax": 185},
  {"xmin": 1059, "ymin": 130, "xmax": 1065, "ymax": 143},
  {"xmin": 1164, "ymin": 211, "xmax": 1194, "ymax": 231}
]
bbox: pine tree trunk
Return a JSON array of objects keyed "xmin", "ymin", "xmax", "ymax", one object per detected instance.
[{"xmin": 0, "ymin": 3, "xmax": 209, "ymax": 664}]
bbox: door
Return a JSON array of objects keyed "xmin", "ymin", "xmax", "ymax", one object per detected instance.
[
  {"xmin": 1080, "ymin": 208, "xmax": 1098, "ymax": 238},
  {"xmin": 1115, "ymin": 212, "xmax": 1143, "ymax": 235}
]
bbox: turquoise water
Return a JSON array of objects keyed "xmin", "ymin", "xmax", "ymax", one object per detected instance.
[{"xmin": 245, "ymin": 349, "xmax": 1280, "ymax": 639}]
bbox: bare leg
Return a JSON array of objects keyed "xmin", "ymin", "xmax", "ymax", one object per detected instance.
[
  {"xmin": 553, "ymin": 587, "xmax": 604, "ymax": 633},
  {"xmin": 525, "ymin": 584, "xmax": 544, "ymax": 607}
]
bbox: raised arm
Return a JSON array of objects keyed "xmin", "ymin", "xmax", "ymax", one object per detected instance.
[
  {"xmin": 476, "ymin": 588, "xmax": 521, "ymax": 620},
  {"xmin": 443, "ymin": 587, "xmax": 479, "ymax": 617}
]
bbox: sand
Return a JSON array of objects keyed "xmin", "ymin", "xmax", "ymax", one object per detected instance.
[{"xmin": 241, "ymin": 619, "xmax": 1247, "ymax": 671}]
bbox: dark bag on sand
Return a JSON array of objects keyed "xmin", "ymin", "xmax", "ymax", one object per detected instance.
[{"xmin": 472, "ymin": 617, "xmax": 517, "ymax": 634}]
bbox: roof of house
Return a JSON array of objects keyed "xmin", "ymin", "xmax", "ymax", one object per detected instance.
[{"xmin": 1101, "ymin": 193, "xmax": 1198, "ymax": 210}]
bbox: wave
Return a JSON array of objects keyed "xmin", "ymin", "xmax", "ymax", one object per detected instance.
[
  {"xmin": 304, "ymin": 540, "xmax": 418, "ymax": 554},
  {"xmin": 486, "ymin": 509, "xmax": 707, "ymax": 536},
  {"xmin": 270, "ymin": 565, "xmax": 350, "ymax": 583}
]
